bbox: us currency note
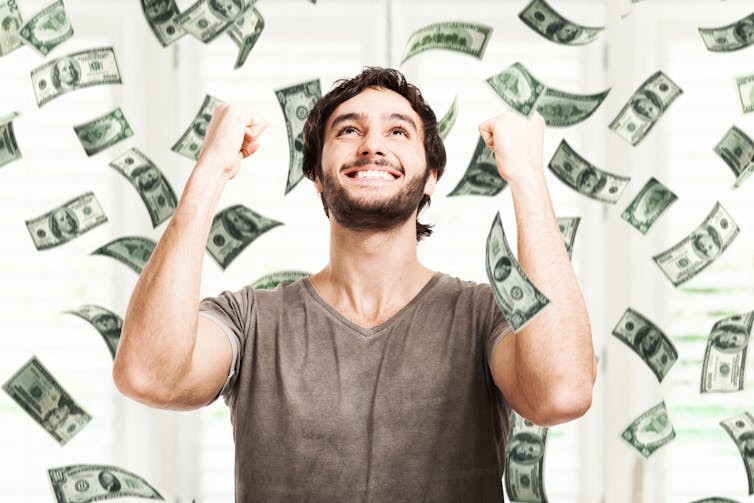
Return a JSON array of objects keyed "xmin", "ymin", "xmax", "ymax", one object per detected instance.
[
  {"xmin": 2, "ymin": 356, "xmax": 92, "ymax": 446},
  {"xmin": 0, "ymin": 111, "xmax": 21, "ymax": 168},
  {"xmin": 177, "ymin": 0, "xmax": 251, "ymax": 43},
  {"xmin": 447, "ymin": 136, "xmax": 506, "ymax": 196},
  {"xmin": 65, "ymin": 305, "xmax": 122, "ymax": 359},
  {"xmin": 701, "ymin": 310, "xmax": 753, "ymax": 393},
  {"xmin": 207, "ymin": 205, "xmax": 283, "ymax": 269},
  {"xmin": 720, "ymin": 411, "xmax": 754, "ymax": 494},
  {"xmin": 0, "ymin": 0, "xmax": 23, "ymax": 56},
  {"xmin": 275, "ymin": 79, "xmax": 321, "ymax": 194},
  {"xmin": 609, "ymin": 71, "xmax": 683, "ymax": 146},
  {"xmin": 92, "ymin": 236, "xmax": 156, "ymax": 274},
  {"xmin": 556, "ymin": 216, "xmax": 580, "ymax": 260},
  {"xmin": 141, "ymin": 0, "xmax": 186, "ymax": 47},
  {"xmin": 437, "ymin": 95, "xmax": 458, "ymax": 140},
  {"xmin": 699, "ymin": 12, "xmax": 754, "ymax": 52},
  {"xmin": 49, "ymin": 464, "xmax": 163, "ymax": 503},
  {"xmin": 251, "ymin": 270, "xmax": 310, "ymax": 290},
  {"xmin": 73, "ymin": 108, "xmax": 133, "ymax": 156},
  {"xmin": 109, "ymin": 148, "xmax": 177, "ymax": 227},
  {"xmin": 611, "ymin": 308, "xmax": 677, "ymax": 382},
  {"xmin": 485, "ymin": 212, "xmax": 550, "ymax": 332},
  {"xmin": 172, "ymin": 94, "xmax": 222, "ymax": 160},
  {"xmin": 227, "ymin": 6, "xmax": 264, "ymax": 70},
  {"xmin": 504, "ymin": 411, "xmax": 548, "ymax": 503},
  {"xmin": 621, "ymin": 177, "xmax": 677, "ymax": 234},
  {"xmin": 400, "ymin": 21, "xmax": 492, "ymax": 65},
  {"xmin": 30, "ymin": 47, "xmax": 122, "ymax": 107},
  {"xmin": 548, "ymin": 139, "xmax": 629, "ymax": 203},
  {"xmin": 519, "ymin": 0, "xmax": 603, "ymax": 46},
  {"xmin": 735, "ymin": 74, "xmax": 754, "ymax": 114},
  {"xmin": 17, "ymin": 0, "xmax": 73, "ymax": 56},
  {"xmin": 486, "ymin": 62, "xmax": 546, "ymax": 117},
  {"xmin": 25, "ymin": 192, "xmax": 108, "ymax": 250},
  {"xmin": 714, "ymin": 126, "xmax": 754, "ymax": 188},
  {"xmin": 621, "ymin": 401, "xmax": 675, "ymax": 459},
  {"xmin": 652, "ymin": 202, "xmax": 738, "ymax": 287}
]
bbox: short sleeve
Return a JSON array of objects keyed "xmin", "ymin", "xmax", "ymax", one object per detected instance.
[{"xmin": 481, "ymin": 284, "xmax": 513, "ymax": 373}]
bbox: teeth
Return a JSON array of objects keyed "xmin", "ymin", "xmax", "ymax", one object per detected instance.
[{"xmin": 355, "ymin": 170, "xmax": 394, "ymax": 180}]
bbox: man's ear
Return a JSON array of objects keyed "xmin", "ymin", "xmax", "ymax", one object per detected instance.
[
  {"xmin": 313, "ymin": 175, "xmax": 323, "ymax": 194},
  {"xmin": 423, "ymin": 168, "xmax": 438, "ymax": 196}
]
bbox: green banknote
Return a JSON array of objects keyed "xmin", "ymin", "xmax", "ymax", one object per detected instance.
[
  {"xmin": 0, "ymin": 111, "xmax": 21, "ymax": 168},
  {"xmin": 172, "ymin": 94, "xmax": 222, "ymax": 160},
  {"xmin": 207, "ymin": 205, "xmax": 283, "ymax": 269},
  {"xmin": 504, "ymin": 411, "xmax": 548, "ymax": 503},
  {"xmin": 621, "ymin": 401, "xmax": 675, "ymax": 459},
  {"xmin": 48, "ymin": 464, "xmax": 163, "ymax": 503},
  {"xmin": 109, "ymin": 148, "xmax": 177, "ymax": 227},
  {"xmin": 251, "ymin": 270, "xmax": 310, "ymax": 290},
  {"xmin": 699, "ymin": 11, "xmax": 754, "ymax": 52},
  {"xmin": 519, "ymin": 0, "xmax": 603, "ymax": 46},
  {"xmin": 73, "ymin": 107, "xmax": 133, "ymax": 156},
  {"xmin": 621, "ymin": 177, "xmax": 677, "ymax": 234},
  {"xmin": 25, "ymin": 191, "xmax": 108, "ymax": 250},
  {"xmin": 2, "ymin": 356, "xmax": 92, "ymax": 446},
  {"xmin": 611, "ymin": 307, "xmax": 677, "ymax": 382},
  {"xmin": 65, "ymin": 305, "xmax": 122, "ymax": 360},
  {"xmin": 720, "ymin": 411, "xmax": 754, "ymax": 494},
  {"xmin": 447, "ymin": 136, "xmax": 506, "ymax": 197},
  {"xmin": 141, "ymin": 0, "xmax": 186, "ymax": 47},
  {"xmin": 735, "ymin": 73, "xmax": 754, "ymax": 114},
  {"xmin": 227, "ymin": 5, "xmax": 264, "ymax": 70},
  {"xmin": 0, "ymin": 0, "xmax": 23, "ymax": 56},
  {"xmin": 177, "ymin": 0, "xmax": 252, "ymax": 43},
  {"xmin": 437, "ymin": 95, "xmax": 458, "ymax": 141},
  {"xmin": 701, "ymin": 310, "xmax": 753, "ymax": 393},
  {"xmin": 548, "ymin": 139, "xmax": 629, "ymax": 203},
  {"xmin": 17, "ymin": 0, "xmax": 73, "ymax": 56},
  {"xmin": 400, "ymin": 21, "xmax": 492, "ymax": 64},
  {"xmin": 714, "ymin": 126, "xmax": 754, "ymax": 188},
  {"xmin": 30, "ymin": 46, "xmax": 122, "ymax": 107},
  {"xmin": 556, "ymin": 216, "xmax": 580, "ymax": 260},
  {"xmin": 92, "ymin": 236, "xmax": 156, "ymax": 274},
  {"xmin": 652, "ymin": 202, "xmax": 738, "ymax": 287},
  {"xmin": 275, "ymin": 79, "xmax": 321, "ymax": 194}
]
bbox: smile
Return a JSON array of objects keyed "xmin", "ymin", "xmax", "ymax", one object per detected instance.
[{"xmin": 343, "ymin": 166, "xmax": 402, "ymax": 181}]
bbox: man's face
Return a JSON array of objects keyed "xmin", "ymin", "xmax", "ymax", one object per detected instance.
[
  {"xmin": 739, "ymin": 22, "xmax": 754, "ymax": 42},
  {"xmin": 47, "ymin": 404, "xmax": 69, "ymax": 429},
  {"xmin": 713, "ymin": 329, "xmax": 746, "ymax": 350},
  {"xmin": 138, "ymin": 168, "xmax": 160, "ymax": 189},
  {"xmin": 145, "ymin": 0, "xmax": 171, "ymax": 19},
  {"xmin": 555, "ymin": 24, "xmax": 579, "ymax": 42},
  {"xmin": 694, "ymin": 231, "xmax": 721, "ymax": 258},
  {"xmin": 513, "ymin": 440, "xmax": 542, "ymax": 461},
  {"xmin": 640, "ymin": 329, "xmax": 660, "ymax": 354},
  {"xmin": 634, "ymin": 96, "xmax": 660, "ymax": 120},
  {"xmin": 213, "ymin": 0, "xmax": 241, "ymax": 17},
  {"xmin": 54, "ymin": 210, "xmax": 75, "ymax": 234},
  {"xmin": 580, "ymin": 172, "xmax": 599, "ymax": 194},
  {"xmin": 94, "ymin": 316, "xmax": 117, "ymax": 333},
  {"xmin": 227, "ymin": 210, "xmax": 253, "ymax": 234},
  {"xmin": 56, "ymin": 59, "xmax": 76, "ymax": 85}
]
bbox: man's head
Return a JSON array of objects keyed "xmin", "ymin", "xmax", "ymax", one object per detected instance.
[
  {"xmin": 132, "ymin": 165, "xmax": 162, "ymax": 192},
  {"xmin": 98, "ymin": 470, "xmax": 122, "ymax": 492},
  {"xmin": 634, "ymin": 325, "xmax": 661, "ymax": 357},
  {"xmin": 92, "ymin": 313, "xmax": 121, "ymax": 337},
  {"xmin": 142, "ymin": 0, "xmax": 173, "ymax": 22},
  {"xmin": 735, "ymin": 19, "xmax": 754, "ymax": 44},
  {"xmin": 51, "ymin": 58, "xmax": 80, "ymax": 89},
  {"xmin": 545, "ymin": 21, "xmax": 581, "ymax": 43},
  {"xmin": 49, "ymin": 209, "xmax": 78, "ymax": 239},
  {"xmin": 576, "ymin": 167, "xmax": 605, "ymax": 195},
  {"xmin": 630, "ymin": 90, "xmax": 663, "ymax": 121},
  {"xmin": 222, "ymin": 208, "xmax": 258, "ymax": 239},
  {"xmin": 302, "ymin": 67, "xmax": 446, "ymax": 241},
  {"xmin": 509, "ymin": 433, "xmax": 544, "ymax": 464},
  {"xmin": 691, "ymin": 225, "xmax": 722, "ymax": 260},
  {"xmin": 208, "ymin": 0, "xmax": 242, "ymax": 20},
  {"xmin": 710, "ymin": 322, "xmax": 749, "ymax": 352}
]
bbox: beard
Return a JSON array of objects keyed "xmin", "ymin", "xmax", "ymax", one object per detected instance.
[{"xmin": 320, "ymin": 157, "xmax": 430, "ymax": 233}]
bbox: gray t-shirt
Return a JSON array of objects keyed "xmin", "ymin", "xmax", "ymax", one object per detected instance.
[{"xmin": 199, "ymin": 271, "xmax": 513, "ymax": 502}]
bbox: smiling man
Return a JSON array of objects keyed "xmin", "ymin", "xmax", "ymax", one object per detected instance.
[{"xmin": 113, "ymin": 67, "xmax": 595, "ymax": 502}]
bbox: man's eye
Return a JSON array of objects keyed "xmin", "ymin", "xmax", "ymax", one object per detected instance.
[
  {"xmin": 391, "ymin": 127, "xmax": 408, "ymax": 137},
  {"xmin": 338, "ymin": 126, "xmax": 358, "ymax": 135}
]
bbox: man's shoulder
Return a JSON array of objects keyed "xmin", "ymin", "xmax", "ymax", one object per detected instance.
[{"xmin": 431, "ymin": 271, "xmax": 495, "ymax": 300}]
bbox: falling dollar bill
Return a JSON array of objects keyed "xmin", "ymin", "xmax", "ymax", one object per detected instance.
[
  {"xmin": 400, "ymin": 21, "xmax": 492, "ymax": 65},
  {"xmin": 177, "ymin": 0, "xmax": 251, "ymax": 43},
  {"xmin": 548, "ymin": 139, "xmax": 629, "ymax": 203},
  {"xmin": 49, "ymin": 464, "xmax": 164, "ymax": 503},
  {"xmin": 735, "ymin": 74, "xmax": 754, "ymax": 114},
  {"xmin": 30, "ymin": 46, "xmax": 122, "ymax": 107},
  {"xmin": 65, "ymin": 305, "xmax": 122, "ymax": 359},
  {"xmin": 172, "ymin": 94, "xmax": 222, "ymax": 160},
  {"xmin": 207, "ymin": 205, "xmax": 282, "ymax": 269},
  {"xmin": 0, "ymin": 0, "xmax": 23, "ymax": 56},
  {"xmin": 611, "ymin": 308, "xmax": 677, "ymax": 382},
  {"xmin": 0, "ymin": 110, "xmax": 21, "ymax": 168},
  {"xmin": 17, "ymin": 0, "xmax": 73, "ymax": 56},
  {"xmin": 701, "ymin": 310, "xmax": 753, "ymax": 393},
  {"xmin": 25, "ymin": 192, "xmax": 108, "ymax": 250},
  {"xmin": 487, "ymin": 62, "xmax": 545, "ymax": 117},
  {"xmin": 447, "ymin": 136, "xmax": 506, "ymax": 196},
  {"xmin": 714, "ymin": 126, "xmax": 754, "ymax": 188},
  {"xmin": 519, "ymin": 0, "xmax": 603, "ymax": 46},
  {"xmin": 109, "ymin": 148, "xmax": 177, "ymax": 227},
  {"xmin": 73, "ymin": 108, "xmax": 133, "ymax": 156},
  {"xmin": 621, "ymin": 401, "xmax": 675, "ymax": 459},
  {"xmin": 92, "ymin": 236, "xmax": 156, "ymax": 274},
  {"xmin": 437, "ymin": 95, "xmax": 458, "ymax": 140},
  {"xmin": 485, "ymin": 212, "xmax": 549, "ymax": 332},
  {"xmin": 2, "ymin": 356, "xmax": 92, "ymax": 446},
  {"xmin": 227, "ymin": 5, "xmax": 264, "ymax": 70},
  {"xmin": 621, "ymin": 177, "xmax": 677, "ymax": 234},
  {"xmin": 609, "ymin": 71, "xmax": 683, "ymax": 146},
  {"xmin": 652, "ymin": 202, "xmax": 738, "ymax": 287},
  {"xmin": 699, "ymin": 11, "xmax": 754, "ymax": 52},
  {"xmin": 556, "ymin": 216, "xmax": 580, "ymax": 260},
  {"xmin": 251, "ymin": 270, "xmax": 310, "ymax": 290},
  {"xmin": 505, "ymin": 411, "xmax": 548, "ymax": 503},
  {"xmin": 275, "ymin": 79, "xmax": 321, "ymax": 194},
  {"xmin": 141, "ymin": 0, "xmax": 186, "ymax": 47},
  {"xmin": 720, "ymin": 411, "xmax": 754, "ymax": 494}
]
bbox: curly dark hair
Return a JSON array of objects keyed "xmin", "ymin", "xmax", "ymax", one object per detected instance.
[{"xmin": 302, "ymin": 67, "xmax": 447, "ymax": 241}]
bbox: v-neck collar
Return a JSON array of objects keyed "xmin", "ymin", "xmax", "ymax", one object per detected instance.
[{"xmin": 301, "ymin": 271, "xmax": 443, "ymax": 337}]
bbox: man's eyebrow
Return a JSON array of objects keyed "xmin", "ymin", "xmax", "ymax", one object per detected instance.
[
  {"xmin": 328, "ymin": 112, "xmax": 419, "ymax": 133},
  {"xmin": 329, "ymin": 112, "xmax": 365, "ymax": 131},
  {"xmin": 385, "ymin": 113, "xmax": 418, "ymax": 133}
]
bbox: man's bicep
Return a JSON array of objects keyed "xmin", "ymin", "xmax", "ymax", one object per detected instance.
[
  {"xmin": 490, "ymin": 329, "xmax": 538, "ymax": 421},
  {"xmin": 180, "ymin": 315, "xmax": 234, "ymax": 408}
]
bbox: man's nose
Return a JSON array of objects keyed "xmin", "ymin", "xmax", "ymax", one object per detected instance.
[{"xmin": 359, "ymin": 129, "xmax": 385, "ymax": 157}]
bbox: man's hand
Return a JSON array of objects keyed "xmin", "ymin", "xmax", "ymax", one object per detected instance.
[
  {"xmin": 479, "ymin": 110, "xmax": 545, "ymax": 184},
  {"xmin": 197, "ymin": 102, "xmax": 269, "ymax": 180}
]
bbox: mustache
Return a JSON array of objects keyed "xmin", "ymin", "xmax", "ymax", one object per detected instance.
[{"xmin": 340, "ymin": 157, "xmax": 404, "ymax": 175}]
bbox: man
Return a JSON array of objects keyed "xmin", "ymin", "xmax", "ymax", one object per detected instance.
[
  {"xmin": 710, "ymin": 322, "xmax": 750, "ymax": 353},
  {"xmin": 131, "ymin": 164, "xmax": 162, "ymax": 193},
  {"xmin": 691, "ymin": 225, "xmax": 723, "ymax": 260},
  {"xmin": 508, "ymin": 432, "xmax": 545, "ymax": 465},
  {"xmin": 142, "ymin": 0, "xmax": 174, "ymax": 23},
  {"xmin": 113, "ymin": 67, "xmax": 595, "ymax": 501},
  {"xmin": 208, "ymin": 0, "xmax": 243, "ymax": 20},
  {"xmin": 576, "ymin": 166, "xmax": 606, "ymax": 196},
  {"xmin": 51, "ymin": 57, "xmax": 80, "ymax": 90},
  {"xmin": 49, "ymin": 208, "xmax": 78, "ymax": 240},
  {"xmin": 634, "ymin": 324, "xmax": 662, "ymax": 359},
  {"xmin": 544, "ymin": 20, "xmax": 582, "ymax": 44},
  {"xmin": 734, "ymin": 17, "xmax": 754, "ymax": 45},
  {"xmin": 631, "ymin": 90, "xmax": 663, "ymax": 122}
]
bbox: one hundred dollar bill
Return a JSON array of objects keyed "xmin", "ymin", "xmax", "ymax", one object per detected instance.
[
  {"xmin": 65, "ymin": 305, "xmax": 122, "ymax": 359},
  {"xmin": 141, "ymin": 0, "xmax": 186, "ymax": 47},
  {"xmin": 437, "ymin": 95, "xmax": 458, "ymax": 140},
  {"xmin": 0, "ymin": 0, "xmax": 23, "ymax": 56},
  {"xmin": 714, "ymin": 126, "xmax": 754, "ymax": 188},
  {"xmin": 2, "ymin": 356, "xmax": 92, "ymax": 446},
  {"xmin": 49, "ymin": 464, "xmax": 164, "ymax": 503},
  {"xmin": 519, "ymin": 0, "xmax": 603, "ymax": 46},
  {"xmin": 652, "ymin": 202, "xmax": 738, "ymax": 286},
  {"xmin": 109, "ymin": 148, "xmax": 177, "ymax": 227},
  {"xmin": 485, "ymin": 212, "xmax": 550, "ymax": 332},
  {"xmin": 609, "ymin": 70, "xmax": 683, "ymax": 146},
  {"xmin": 556, "ymin": 216, "xmax": 580, "ymax": 260},
  {"xmin": 611, "ymin": 308, "xmax": 677, "ymax": 382},
  {"xmin": 17, "ymin": 0, "xmax": 73, "ymax": 56},
  {"xmin": 25, "ymin": 191, "xmax": 108, "ymax": 250},
  {"xmin": 720, "ymin": 411, "xmax": 754, "ymax": 494},
  {"xmin": 621, "ymin": 177, "xmax": 677, "ymax": 234},
  {"xmin": 548, "ymin": 139, "xmax": 629, "ymax": 203},
  {"xmin": 251, "ymin": 270, "xmax": 310, "ymax": 290},
  {"xmin": 505, "ymin": 411, "xmax": 548, "ymax": 503},
  {"xmin": 227, "ymin": 6, "xmax": 264, "ymax": 70},
  {"xmin": 701, "ymin": 310, "xmax": 753, "ymax": 393},
  {"xmin": 486, "ymin": 62, "xmax": 546, "ymax": 117},
  {"xmin": 699, "ymin": 12, "xmax": 754, "ymax": 52},
  {"xmin": 447, "ymin": 136, "xmax": 506, "ymax": 196},
  {"xmin": 207, "ymin": 205, "xmax": 283, "ymax": 269},
  {"xmin": 73, "ymin": 108, "xmax": 133, "ymax": 156},
  {"xmin": 176, "ymin": 0, "xmax": 251, "ymax": 43},
  {"xmin": 92, "ymin": 236, "xmax": 156, "ymax": 274},
  {"xmin": 735, "ymin": 73, "xmax": 754, "ymax": 114},
  {"xmin": 30, "ymin": 46, "xmax": 122, "ymax": 107},
  {"xmin": 275, "ymin": 79, "xmax": 321, "ymax": 194},
  {"xmin": 172, "ymin": 94, "xmax": 222, "ymax": 160},
  {"xmin": 0, "ymin": 110, "xmax": 21, "ymax": 168},
  {"xmin": 400, "ymin": 21, "xmax": 492, "ymax": 65},
  {"xmin": 621, "ymin": 401, "xmax": 675, "ymax": 458}
]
